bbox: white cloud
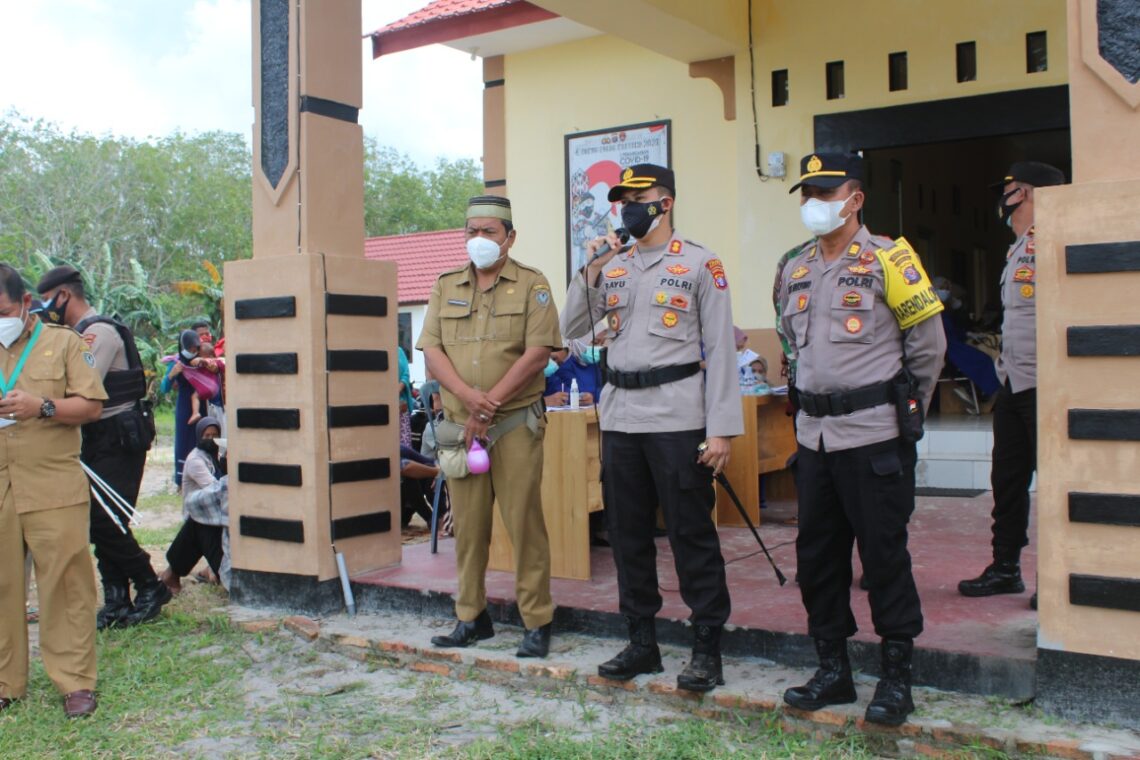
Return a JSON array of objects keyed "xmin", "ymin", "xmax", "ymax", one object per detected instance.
[{"xmin": 0, "ymin": 0, "xmax": 482, "ymax": 166}]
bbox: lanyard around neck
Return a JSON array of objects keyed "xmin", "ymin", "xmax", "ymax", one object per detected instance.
[{"xmin": 1, "ymin": 320, "xmax": 44, "ymax": 395}]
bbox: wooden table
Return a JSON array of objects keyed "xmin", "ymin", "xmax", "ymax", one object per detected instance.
[
  {"xmin": 489, "ymin": 408, "xmax": 602, "ymax": 581},
  {"xmin": 715, "ymin": 394, "xmax": 798, "ymax": 527}
]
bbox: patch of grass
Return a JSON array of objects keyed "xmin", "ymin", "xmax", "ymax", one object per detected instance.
[
  {"xmin": 0, "ymin": 585, "xmax": 242, "ymax": 759},
  {"xmin": 131, "ymin": 522, "xmax": 180, "ymax": 548}
]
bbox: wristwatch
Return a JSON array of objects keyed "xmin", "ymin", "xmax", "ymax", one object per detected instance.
[{"xmin": 39, "ymin": 398, "xmax": 56, "ymax": 419}]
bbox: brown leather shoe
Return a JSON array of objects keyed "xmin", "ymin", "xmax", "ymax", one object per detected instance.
[{"xmin": 63, "ymin": 690, "xmax": 97, "ymax": 718}]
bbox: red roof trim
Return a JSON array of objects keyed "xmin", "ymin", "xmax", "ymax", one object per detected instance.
[{"xmin": 371, "ymin": 2, "xmax": 558, "ymax": 58}]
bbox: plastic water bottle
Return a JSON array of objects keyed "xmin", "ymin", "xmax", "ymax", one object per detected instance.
[{"xmin": 569, "ymin": 378, "xmax": 580, "ymax": 410}]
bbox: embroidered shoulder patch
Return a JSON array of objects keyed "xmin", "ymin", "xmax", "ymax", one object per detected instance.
[
  {"xmin": 83, "ymin": 351, "xmax": 97, "ymax": 367},
  {"xmin": 706, "ymin": 258, "xmax": 728, "ymax": 290}
]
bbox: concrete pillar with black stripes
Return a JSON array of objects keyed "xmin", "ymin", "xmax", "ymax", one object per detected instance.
[
  {"xmin": 223, "ymin": 0, "xmax": 400, "ymax": 613},
  {"xmin": 1032, "ymin": 0, "xmax": 1140, "ymax": 730}
]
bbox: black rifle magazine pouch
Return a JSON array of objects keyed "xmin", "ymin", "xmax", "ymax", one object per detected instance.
[{"xmin": 892, "ymin": 372, "xmax": 925, "ymax": 443}]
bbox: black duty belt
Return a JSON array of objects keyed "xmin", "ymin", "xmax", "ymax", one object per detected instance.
[
  {"xmin": 603, "ymin": 362, "xmax": 702, "ymax": 390},
  {"xmin": 797, "ymin": 381, "xmax": 893, "ymax": 417}
]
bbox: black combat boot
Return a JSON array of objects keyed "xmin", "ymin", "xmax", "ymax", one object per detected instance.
[
  {"xmin": 957, "ymin": 559, "xmax": 1024, "ymax": 597},
  {"xmin": 122, "ymin": 577, "xmax": 172, "ymax": 627},
  {"xmin": 864, "ymin": 638, "xmax": 915, "ymax": 726},
  {"xmin": 431, "ymin": 608, "xmax": 494, "ymax": 648},
  {"xmin": 597, "ymin": 617, "xmax": 663, "ymax": 681},
  {"xmin": 783, "ymin": 638, "xmax": 858, "ymax": 710},
  {"xmin": 96, "ymin": 583, "xmax": 134, "ymax": 631},
  {"xmin": 677, "ymin": 624, "xmax": 724, "ymax": 693}
]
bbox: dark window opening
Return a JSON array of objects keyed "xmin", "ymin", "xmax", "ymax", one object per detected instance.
[
  {"xmin": 952, "ymin": 185, "xmax": 962, "ymax": 215},
  {"xmin": 957, "ymin": 41, "xmax": 977, "ymax": 82},
  {"xmin": 1027, "ymin": 31, "xmax": 1048, "ymax": 73},
  {"xmin": 889, "ymin": 52, "xmax": 908, "ymax": 91},
  {"xmin": 771, "ymin": 69, "xmax": 789, "ymax": 107},
  {"xmin": 826, "ymin": 61, "xmax": 845, "ymax": 100},
  {"xmin": 917, "ymin": 183, "xmax": 924, "ymax": 211}
]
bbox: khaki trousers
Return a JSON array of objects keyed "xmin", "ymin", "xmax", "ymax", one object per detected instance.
[
  {"xmin": 0, "ymin": 493, "xmax": 97, "ymax": 698},
  {"xmin": 447, "ymin": 422, "xmax": 553, "ymax": 629}
]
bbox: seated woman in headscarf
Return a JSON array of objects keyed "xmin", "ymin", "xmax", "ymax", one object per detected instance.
[
  {"xmin": 543, "ymin": 321, "xmax": 605, "ymax": 407},
  {"xmin": 160, "ymin": 417, "xmax": 231, "ymax": 594}
]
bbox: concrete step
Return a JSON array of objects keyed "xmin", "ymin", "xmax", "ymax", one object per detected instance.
[{"xmin": 917, "ymin": 414, "xmax": 1037, "ymax": 492}]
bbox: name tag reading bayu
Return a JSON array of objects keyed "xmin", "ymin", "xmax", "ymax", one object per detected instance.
[{"xmin": 447, "ymin": 299, "xmax": 469, "ymax": 307}]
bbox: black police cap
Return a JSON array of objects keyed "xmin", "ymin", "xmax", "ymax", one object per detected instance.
[
  {"xmin": 607, "ymin": 164, "xmax": 676, "ymax": 202},
  {"xmin": 789, "ymin": 152, "xmax": 864, "ymax": 194},
  {"xmin": 990, "ymin": 161, "xmax": 1065, "ymax": 189},
  {"xmin": 36, "ymin": 265, "xmax": 83, "ymax": 295}
]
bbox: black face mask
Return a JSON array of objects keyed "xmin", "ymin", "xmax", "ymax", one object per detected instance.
[
  {"xmin": 198, "ymin": 439, "xmax": 220, "ymax": 458},
  {"xmin": 42, "ymin": 292, "xmax": 69, "ymax": 325},
  {"xmin": 997, "ymin": 188, "xmax": 1022, "ymax": 227},
  {"xmin": 620, "ymin": 200, "xmax": 666, "ymax": 239}
]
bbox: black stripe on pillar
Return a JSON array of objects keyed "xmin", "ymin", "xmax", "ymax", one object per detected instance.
[
  {"xmin": 238, "ymin": 462, "xmax": 303, "ymax": 486},
  {"xmin": 1066, "ymin": 241, "xmax": 1140, "ymax": 274},
  {"xmin": 327, "ymin": 350, "xmax": 388, "ymax": 372},
  {"xmin": 484, "ymin": 179, "xmax": 507, "ymax": 188},
  {"xmin": 484, "ymin": 78, "xmax": 505, "ymax": 88},
  {"xmin": 326, "ymin": 293, "xmax": 387, "ymax": 317},
  {"xmin": 329, "ymin": 458, "xmax": 391, "ymax": 484},
  {"xmin": 1067, "ymin": 326, "xmax": 1140, "ymax": 357},
  {"xmin": 1069, "ymin": 492, "xmax": 1140, "ymax": 527},
  {"xmin": 234, "ymin": 296, "xmax": 296, "ymax": 320},
  {"xmin": 236, "ymin": 408, "xmax": 301, "ymax": 430},
  {"xmin": 235, "ymin": 353, "xmax": 298, "ymax": 375},
  {"xmin": 331, "ymin": 511, "xmax": 392, "ymax": 541},
  {"xmin": 1068, "ymin": 409, "xmax": 1140, "ymax": 441},
  {"xmin": 1070, "ymin": 574, "xmax": 1140, "ymax": 613},
  {"xmin": 328, "ymin": 404, "xmax": 390, "ymax": 428},
  {"xmin": 240, "ymin": 515, "xmax": 305, "ymax": 543},
  {"xmin": 299, "ymin": 95, "xmax": 359, "ymax": 124}
]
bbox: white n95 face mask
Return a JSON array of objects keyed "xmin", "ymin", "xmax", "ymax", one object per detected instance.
[
  {"xmin": 799, "ymin": 197, "xmax": 852, "ymax": 237},
  {"xmin": 0, "ymin": 309, "xmax": 26, "ymax": 349},
  {"xmin": 466, "ymin": 236, "xmax": 504, "ymax": 270}
]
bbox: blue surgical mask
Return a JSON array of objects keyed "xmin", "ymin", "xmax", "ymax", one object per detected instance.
[
  {"xmin": 579, "ymin": 346, "xmax": 602, "ymax": 365},
  {"xmin": 543, "ymin": 358, "xmax": 560, "ymax": 377}
]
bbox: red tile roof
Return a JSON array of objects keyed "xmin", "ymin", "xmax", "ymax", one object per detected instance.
[
  {"xmin": 369, "ymin": 0, "xmax": 557, "ymax": 57},
  {"xmin": 365, "ymin": 229, "xmax": 469, "ymax": 305}
]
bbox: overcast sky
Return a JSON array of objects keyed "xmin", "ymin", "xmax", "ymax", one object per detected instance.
[{"xmin": 0, "ymin": 0, "xmax": 483, "ymax": 167}]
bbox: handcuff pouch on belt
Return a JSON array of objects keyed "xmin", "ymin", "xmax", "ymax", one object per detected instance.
[
  {"xmin": 433, "ymin": 401, "xmax": 544, "ymax": 480},
  {"xmin": 891, "ymin": 369, "xmax": 925, "ymax": 444}
]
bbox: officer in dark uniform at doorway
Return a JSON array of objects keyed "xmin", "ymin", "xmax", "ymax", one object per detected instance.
[
  {"xmin": 958, "ymin": 161, "xmax": 1065, "ymax": 608},
  {"xmin": 563, "ymin": 164, "xmax": 743, "ymax": 693},
  {"xmin": 776, "ymin": 153, "xmax": 945, "ymax": 726},
  {"xmin": 37, "ymin": 265, "xmax": 169, "ymax": 629}
]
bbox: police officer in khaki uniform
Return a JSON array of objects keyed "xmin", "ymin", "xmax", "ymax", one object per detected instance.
[
  {"xmin": 958, "ymin": 162, "xmax": 1065, "ymax": 607},
  {"xmin": 777, "ymin": 153, "xmax": 945, "ymax": 726},
  {"xmin": 563, "ymin": 164, "xmax": 744, "ymax": 693},
  {"xmin": 37, "ymin": 265, "xmax": 169, "ymax": 629},
  {"xmin": 0, "ymin": 264, "xmax": 106, "ymax": 718},
  {"xmin": 418, "ymin": 196, "xmax": 560, "ymax": 658}
]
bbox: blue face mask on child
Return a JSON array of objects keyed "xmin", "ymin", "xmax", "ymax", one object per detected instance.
[
  {"xmin": 579, "ymin": 346, "xmax": 602, "ymax": 365},
  {"xmin": 543, "ymin": 358, "xmax": 560, "ymax": 377}
]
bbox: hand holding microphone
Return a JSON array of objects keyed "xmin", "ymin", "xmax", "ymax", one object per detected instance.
[{"xmin": 585, "ymin": 228, "xmax": 631, "ymax": 280}]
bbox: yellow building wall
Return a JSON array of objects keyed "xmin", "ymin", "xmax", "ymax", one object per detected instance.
[
  {"xmin": 502, "ymin": 0, "xmax": 1067, "ymax": 334},
  {"xmin": 503, "ymin": 35, "xmax": 740, "ymax": 298}
]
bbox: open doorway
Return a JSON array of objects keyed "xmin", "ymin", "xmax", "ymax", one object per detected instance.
[{"xmin": 862, "ymin": 129, "xmax": 1071, "ymax": 327}]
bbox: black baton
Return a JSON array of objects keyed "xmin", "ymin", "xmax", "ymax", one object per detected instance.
[{"xmin": 714, "ymin": 470, "xmax": 787, "ymax": 586}]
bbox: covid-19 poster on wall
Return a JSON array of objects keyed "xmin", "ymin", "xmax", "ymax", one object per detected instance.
[{"xmin": 564, "ymin": 120, "xmax": 671, "ymax": 282}]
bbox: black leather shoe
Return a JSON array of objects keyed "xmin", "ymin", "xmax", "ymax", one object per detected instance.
[
  {"xmin": 676, "ymin": 625, "xmax": 724, "ymax": 693},
  {"xmin": 958, "ymin": 560, "xmax": 1024, "ymax": 597},
  {"xmin": 784, "ymin": 638, "xmax": 857, "ymax": 711},
  {"xmin": 864, "ymin": 638, "xmax": 915, "ymax": 726},
  {"xmin": 516, "ymin": 622, "xmax": 552, "ymax": 658},
  {"xmin": 96, "ymin": 584, "xmax": 134, "ymax": 631},
  {"xmin": 431, "ymin": 609, "xmax": 494, "ymax": 648},
  {"xmin": 598, "ymin": 617, "xmax": 663, "ymax": 681},
  {"xmin": 122, "ymin": 578, "xmax": 172, "ymax": 627},
  {"xmin": 1029, "ymin": 592, "xmax": 1037, "ymax": 610}
]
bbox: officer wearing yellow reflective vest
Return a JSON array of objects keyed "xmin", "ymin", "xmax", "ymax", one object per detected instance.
[{"xmin": 776, "ymin": 153, "xmax": 945, "ymax": 727}]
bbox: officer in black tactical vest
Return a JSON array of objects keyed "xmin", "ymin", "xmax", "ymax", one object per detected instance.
[{"xmin": 37, "ymin": 265, "xmax": 169, "ymax": 628}]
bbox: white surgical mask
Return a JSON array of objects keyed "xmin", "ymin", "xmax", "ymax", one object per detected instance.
[
  {"xmin": 0, "ymin": 308, "xmax": 27, "ymax": 349},
  {"xmin": 466, "ymin": 236, "xmax": 504, "ymax": 270},
  {"xmin": 799, "ymin": 196, "xmax": 853, "ymax": 237}
]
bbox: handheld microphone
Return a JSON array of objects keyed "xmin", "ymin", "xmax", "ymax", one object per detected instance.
[{"xmin": 588, "ymin": 228, "xmax": 631, "ymax": 262}]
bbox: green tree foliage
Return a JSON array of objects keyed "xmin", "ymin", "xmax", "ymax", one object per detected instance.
[
  {"xmin": 363, "ymin": 137, "xmax": 484, "ymax": 236},
  {"xmin": 0, "ymin": 112, "xmax": 479, "ymax": 389}
]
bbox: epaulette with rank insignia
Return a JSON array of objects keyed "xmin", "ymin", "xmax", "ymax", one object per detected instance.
[{"xmin": 513, "ymin": 260, "xmax": 545, "ymax": 275}]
